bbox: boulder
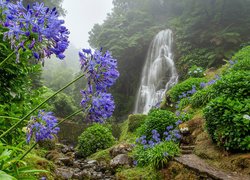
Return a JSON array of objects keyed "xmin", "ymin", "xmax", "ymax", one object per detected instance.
[
  {"xmin": 109, "ymin": 144, "xmax": 133, "ymax": 158},
  {"xmin": 110, "ymin": 154, "xmax": 133, "ymax": 168}
]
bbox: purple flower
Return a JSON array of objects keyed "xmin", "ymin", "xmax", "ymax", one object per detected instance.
[
  {"xmin": 165, "ymin": 135, "xmax": 172, "ymax": 141},
  {"xmin": 86, "ymin": 92, "xmax": 115, "ymax": 123},
  {"xmin": 175, "ymin": 110, "xmax": 181, "ymax": 117},
  {"xmin": 175, "ymin": 120, "xmax": 182, "ymax": 126},
  {"xmin": 26, "ymin": 110, "xmax": 59, "ymax": 143},
  {"xmin": 200, "ymin": 82, "xmax": 206, "ymax": 88},
  {"xmin": 148, "ymin": 140, "xmax": 155, "ymax": 147},
  {"xmin": 166, "ymin": 125, "xmax": 173, "ymax": 131},
  {"xmin": 133, "ymin": 160, "xmax": 138, "ymax": 166},
  {"xmin": 2, "ymin": 1, "xmax": 69, "ymax": 62},
  {"xmin": 79, "ymin": 49, "xmax": 119, "ymax": 91}
]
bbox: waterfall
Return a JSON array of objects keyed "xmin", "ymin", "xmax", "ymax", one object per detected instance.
[{"xmin": 134, "ymin": 29, "xmax": 178, "ymax": 114}]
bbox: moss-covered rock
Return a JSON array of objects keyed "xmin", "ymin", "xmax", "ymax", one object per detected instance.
[{"xmin": 128, "ymin": 114, "xmax": 147, "ymax": 132}]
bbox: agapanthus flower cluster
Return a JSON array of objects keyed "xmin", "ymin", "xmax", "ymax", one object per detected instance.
[
  {"xmin": 136, "ymin": 127, "xmax": 182, "ymax": 149},
  {"xmin": 26, "ymin": 110, "xmax": 59, "ymax": 143},
  {"xmin": 175, "ymin": 85, "xmax": 197, "ymax": 109},
  {"xmin": 199, "ymin": 75, "xmax": 220, "ymax": 89},
  {"xmin": 1, "ymin": 0, "xmax": 69, "ymax": 62},
  {"xmin": 79, "ymin": 48, "xmax": 119, "ymax": 91},
  {"xmin": 81, "ymin": 91, "xmax": 115, "ymax": 123},
  {"xmin": 79, "ymin": 48, "xmax": 119, "ymax": 123}
]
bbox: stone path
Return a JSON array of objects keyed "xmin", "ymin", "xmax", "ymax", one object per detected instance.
[{"xmin": 174, "ymin": 154, "xmax": 250, "ymax": 180}]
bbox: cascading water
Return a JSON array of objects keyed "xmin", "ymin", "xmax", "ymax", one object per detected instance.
[{"xmin": 134, "ymin": 29, "xmax": 178, "ymax": 114}]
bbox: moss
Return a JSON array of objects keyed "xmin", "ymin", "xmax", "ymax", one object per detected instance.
[
  {"xmin": 161, "ymin": 161, "xmax": 199, "ymax": 180},
  {"xmin": 127, "ymin": 114, "xmax": 147, "ymax": 132},
  {"xmin": 119, "ymin": 119, "xmax": 137, "ymax": 143},
  {"xmin": 116, "ymin": 166, "xmax": 162, "ymax": 179},
  {"xmin": 88, "ymin": 148, "xmax": 112, "ymax": 163},
  {"xmin": 24, "ymin": 153, "xmax": 55, "ymax": 179}
]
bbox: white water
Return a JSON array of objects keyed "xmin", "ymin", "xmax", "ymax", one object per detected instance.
[{"xmin": 134, "ymin": 29, "xmax": 178, "ymax": 114}]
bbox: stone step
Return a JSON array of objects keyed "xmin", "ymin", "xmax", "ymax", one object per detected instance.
[
  {"xmin": 181, "ymin": 149, "xmax": 193, "ymax": 154},
  {"xmin": 174, "ymin": 154, "xmax": 250, "ymax": 180},
  {"xmin": 180, "ymin": 145, "xmax": 195, "ymax": 150}
]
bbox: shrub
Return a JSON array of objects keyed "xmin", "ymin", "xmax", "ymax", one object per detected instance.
[
  {"xmin": 178, "ymin": 98, "xmax": 190, "ymax": 110},
  {"xmin": 212, "ymin": 71, "xmax": 250, "ymax": 100},
  {"xmin": 128, "ymin": 114, "xmax": 147, "ymax": 132},
  {"xmin": 204, "ymin": 96, "xmax": 250, "ymax": 151},
  {"xmin": 168, "ymin": 77, "xmax": 207, "ymax": 102},
  {"xmin": 188, "ymin": 65, "xmax": 205, "ymax": 78},
  {"xmin": 230, "ymin": 46, "xmax": 250, "ymax": 72},
  {"xmin": 77, "ymin": 124, "xmax": 115, "ymax": 157},
  {"xmin": 137, "ymin": 109, "xmax": 177, "ymax": 140},
  {"xmin": 190, "ymin": 86, "xmax": 216, "ymax": 108},
  {"xmin": 133, "ymin": 141, "xmax": 180, "ymax": 169}
]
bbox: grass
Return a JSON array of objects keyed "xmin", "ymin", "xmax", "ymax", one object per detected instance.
[
  {"xmin": 119, "ymin": 119, "xmax": 137, "ymax": 143},
  {"xmin": 88, "ymin": 148, "xmax": 112, "ymax": 163},
  {"xmin": 116, "ymin": 166, "xmax": 162, "ymax": 179}
]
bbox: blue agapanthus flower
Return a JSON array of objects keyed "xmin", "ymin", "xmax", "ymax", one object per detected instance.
[
  {"xmin": 80, "ymin": 91, "xmax": 115, "ymax": 123},
  {"xmin": 1, "ymin": 0, "xmax": 69, "ymax": 62},
  {"xmin": 26, "ymin": 110, "xmax": 59, "ymax": 143},
  {"xmin": 79, "ymin": 48, "xmax": 119, "ymax": 91}
]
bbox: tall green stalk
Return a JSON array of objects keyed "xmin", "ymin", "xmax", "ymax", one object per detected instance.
[
  {"xmin": 19, "ymin": 108, "xmax": 83, "ymax": 160},
  {"xmin": 0, "ymin": 51, "xmax": 15, "ymax": 67},
  {"xmin": 0, "ymin": 73, "xmax": 85, "ymax": 139}
]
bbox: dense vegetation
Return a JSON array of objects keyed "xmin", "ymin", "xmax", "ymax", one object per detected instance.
[
  {"xmin": 0, "ymin": 0, "xmax": 249, "ymax": 179},
  {"xmin": 89, "ymin": 0, "xmax": 250, "ymax": 118}
]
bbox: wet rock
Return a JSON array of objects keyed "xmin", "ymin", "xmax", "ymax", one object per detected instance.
[
  {"xmin": 87, "ymin": 160, "xmax": 98, "ymax": 164},
  {"xmin": 55, "ymin": 168, "xmax": 74, "ymax": 180},
  {"xmin": 109, "ymin": 144, "xmax": 133, "ymax": 158},
  {"xmin": 58, "ymin": 157, "xmax": 73, "ymax": 166},
  {"xmin": 110, "ymin": 154, "xmax": 133, "ymax": 168}
]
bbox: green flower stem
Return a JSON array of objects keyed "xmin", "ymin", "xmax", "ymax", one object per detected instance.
[
  {"xmin": 19, "ymin": 142, "xmax": 37, "ymax": 160},
  {"xmin": 0, "ymin": 73, "xmax": 85, "ymax": 139},
  {"xmin": 56, "ymin": 108, "xmax": 83, "ymax": 127},
  {"xmin": 0, "ymin": 116, "xmax": 21, "ymax": 120},
  {"xmin": 19, "ymin": 108, "xmax": 83, "ymax": 160},
  {"xmin": 0, "ymin": 51, "xmax": 15, "ymax": 67}
]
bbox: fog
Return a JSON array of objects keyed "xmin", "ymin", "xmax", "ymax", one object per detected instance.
[{"xmin": 62, "ymin": 0, "xmax": 113, "ymax": 49}]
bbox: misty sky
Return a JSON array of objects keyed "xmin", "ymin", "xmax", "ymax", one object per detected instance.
[{"xmin": 62, "ymin": 0, "xmax": 113, "ymax": 49}]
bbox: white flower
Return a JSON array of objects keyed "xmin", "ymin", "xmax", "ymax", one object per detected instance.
[
  {"xmin": 243, "ymin": 114, "xmax": 250, "ymax": 120},
  {"xmin": 180, "ymin": 127, "xmax": 189, "ymax": 133}
]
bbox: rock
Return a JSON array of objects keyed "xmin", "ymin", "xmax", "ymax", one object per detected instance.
[
  {"xmin": 110, "ymin": 154, "xmax": 133, "ymax": 168},
  {"xmin": 58, "ymin": 157, "xmax": 73, "ymax": 166},
  {"xmin": 45, "ymin": 150, "xmax": 60, "ymax": 161},
  {"xmin": 55, "ymin": 168, "xmax": 74, "ymax": 180},
  {"xmin": 87, "ymin": 160, "xmax": 98, "ymax": 164},
  {"xmin": 109, "ymin": 144, "xmax": 133, "ymax": 158},
  {"xmin": 81, "ymin": 169, "xmax": 92, "ymax": 178}
]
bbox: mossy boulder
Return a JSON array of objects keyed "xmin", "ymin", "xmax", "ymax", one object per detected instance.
[{"xmin": 127, "ymin": 114, "xmax": 147, "ymax": 132}]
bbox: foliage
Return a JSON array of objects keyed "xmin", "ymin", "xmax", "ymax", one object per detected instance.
[
  {"xmin": 119, "ymin": 119, "xmax": 137, "ymax": 143},
  {"xmin": 77, "ymin": 124, "xmax": 115, "ymax": 157},
  {"xmin": 190, "ymin": 86, "xmax": 216, "ymax": 108},
  {"xmin": 128, "ymin": 114, "xmax": 147, "ymax": 132},
  {"xmin": 0, "ymin": 142, "xmax": 47, "ymax": 179},
  {"xmin": 137, "ymin": 109, "xmax": 177, "ymax": 140},
  {"xmin": 204, "ymin": 96, "xmax": 250, "ymax": 151},
  {"xmin": 116, "ymin": 166, "xmax": 161, "ymax": 179},
  {"xmin": 133, "ymin": 141, "xmax": 180, "ymax": 169},
  {"xmin": 177, "ymin": 98, "xmax": 190, "ymax": 110},
  {"xmin": 211, "ymin": 71, "xmax": 250, "ymax": 100},
  {"xmin": 188, "ymin": 65, "xmax": 205, "ymax": 78},
  {"xmin": 168, "ymin": 77, "xmax": 207, "ymax": 102},
  {"xmin": 50, "ymin": 92, "xmax": 77, "ymax": 118},
  {"xmin": 230, "ymin": 45, "xmax": 250, "ymax": 72}
]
